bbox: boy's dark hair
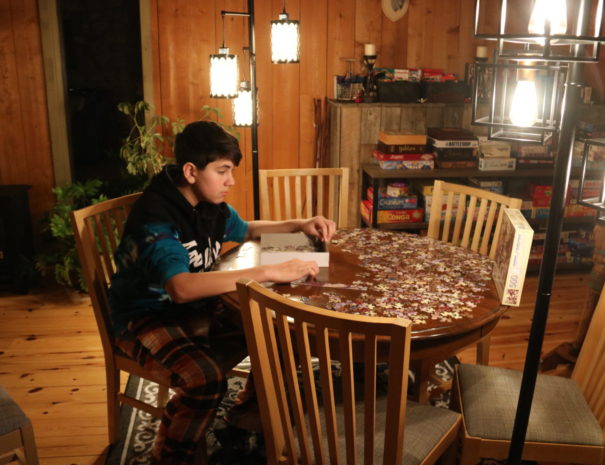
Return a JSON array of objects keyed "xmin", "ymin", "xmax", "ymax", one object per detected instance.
[{"xmin": 174, "ymin": 121, "xmax": 242, "ymax": 169}]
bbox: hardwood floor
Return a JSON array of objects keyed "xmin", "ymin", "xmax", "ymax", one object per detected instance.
[{"xmin": 0, "ymin": 272, "xmax": 591, "ymax": 464}]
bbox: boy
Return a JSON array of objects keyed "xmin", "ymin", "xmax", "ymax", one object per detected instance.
[{"xmin": 109, "ymin": 121, "xmax": 336, "ymax": 464}]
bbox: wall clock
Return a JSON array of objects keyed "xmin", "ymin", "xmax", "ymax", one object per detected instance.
[{"xmin": 382, "ymin": 0, "xmax": 410, "ymax": 22}]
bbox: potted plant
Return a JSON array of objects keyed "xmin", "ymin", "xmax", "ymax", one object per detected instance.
[
  {"xmin": 118, "ymin": 100, "xmax": 185, "ymax": 177},
  {"xmin": 35, "ymin": 179, "xmax": 107, "ymax": 292},
  {"xmin": 35, "ymin": 101, "xmax": 237, "ymax": 292}
]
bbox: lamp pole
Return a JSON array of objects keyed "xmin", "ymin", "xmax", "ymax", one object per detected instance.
[
  {"xmin": 248, "ymin": 0, "xmax": 260, "ymax": 220},
  {"xmin": 223, "ymin": 0, "xmax": 260, "ymax": 220},
  {"xmin": 507, "ymin": 59, "xmax": 583, "ymax": 465},
  {"xmin": 507, "ymin": 2, "xmax": 589, "ymax": 462}
]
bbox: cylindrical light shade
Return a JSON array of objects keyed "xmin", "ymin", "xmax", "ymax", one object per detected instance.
[
  {"xmin": 271, "ymin": 13, "xmax": 300, "ymax": 63},
  {"xmin": 233, "ymin": 81, "xmax": 254, "ymax": 127},
  {"xmin": 209, "ymin": 48, "xmax": 238, "ymax": 98}
]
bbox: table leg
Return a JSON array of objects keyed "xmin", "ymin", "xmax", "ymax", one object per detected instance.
[
  {"xmin": 476, "ymin": 335, "xmax": 491, "ymax": 365},
  {"xmin": 410, "ymin": 359, "xmax": 432, "ymax": 404}
]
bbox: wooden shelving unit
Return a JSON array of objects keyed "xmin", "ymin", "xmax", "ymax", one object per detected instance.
[
  {"xmin": 328, "ymin": 101, "xmax": 605, "ymax": 273},
  {"xmin": 360, "ymin": 164, "xmax": 598, "ymax": 272}
]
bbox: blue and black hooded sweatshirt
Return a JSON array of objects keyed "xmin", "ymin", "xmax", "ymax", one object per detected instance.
[{"xmin": 109, "ymin": 165, "xmax": 248, "ymax": 335}]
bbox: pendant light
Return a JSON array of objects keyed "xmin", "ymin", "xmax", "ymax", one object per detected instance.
[
  {"xmin": 270, "ymin": 0, "xmax": 300, "ymax": 63},
  {"xmin": 209, "ymin": 13, "xmax": 238, "ymax": 98},
  {"xmin": 233, "ymin": 48, "xmax": 255, "ymax": 127}
]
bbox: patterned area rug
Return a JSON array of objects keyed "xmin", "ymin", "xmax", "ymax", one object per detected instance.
[{"xmin": 106, "ymin": 358, "xmax": 458, "ymax": 465}]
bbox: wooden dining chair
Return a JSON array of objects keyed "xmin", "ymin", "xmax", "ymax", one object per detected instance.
[
  {"xmin": 451, "ymin": 281, "xmax": 605, "ymax": 465},
  {"xmin": 259, "ymin": 167, "xmax": 350, "ymax": 228},
  {"xmin": 427, "ymin": 180, "xmax": 523, "ymax": 260},
  {"xmin": 427, "ymin": 180, "xmax": 523, "ymax": 366},
  {"xmin": 70, "ymin": 193, "xmax": 171, "ymax": 444},
  {"xmin": 236, "ymin": 278, "xmax": 461, "ymax": 465}
]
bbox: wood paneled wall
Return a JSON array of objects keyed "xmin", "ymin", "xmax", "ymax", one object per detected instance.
[
  {"xmin": 0, "ymin": 0, "xmax": 54, "ymax": 227},
  {"xmin": 1, "ymin": 0, "xmax": 494, "ymax": 224},
  {"xmin": 150, "ymin": 0, "xmax": 481, "ymax": 220}
]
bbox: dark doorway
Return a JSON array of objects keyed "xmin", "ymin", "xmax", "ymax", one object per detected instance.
[{"xmin": 59, "ymin": 0, "xmax": 143, "ymax": 188}]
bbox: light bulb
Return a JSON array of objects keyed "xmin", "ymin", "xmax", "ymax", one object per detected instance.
[
  {"xmin": 510, "ymin": 80, "xmax": 538, "ymax": 127},
  {"xmin": 528, "ymin": 0, "xmax": 567, "ymax": 36}
]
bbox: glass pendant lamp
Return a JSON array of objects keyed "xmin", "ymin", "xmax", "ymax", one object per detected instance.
[
  {"xmin": 270, "ymin": 0, "xmax": 300, "ymax": 63},
  {"xmin": 233, "ymin": 81, "xmax": 253, "ymax": 127},
  {"xmin": 209, "ymin": 14, "xmax": 239, "ymax": 98}
]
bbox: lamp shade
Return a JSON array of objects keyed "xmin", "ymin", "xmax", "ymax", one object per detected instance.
[
  {"xmin": 271, "ymin": 13, "xmax": 300, "ymax": 63},
  {"xmin": 233, "ymin": 81, "xmax": 254, "ymax": 127},
  {"xmin": 471, "ymin": 60, "xmax": 566, "ymax": 143},
  {"xmin": 474, "ymin": 0, "xmax": 605, "ymax": 62},
  {"xmin": 209, "ymin": 48, "xmax": 239, "ymax": 98}
]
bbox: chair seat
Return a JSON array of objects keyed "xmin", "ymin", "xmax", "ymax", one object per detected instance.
[
  {"xmin": 0, "ymin": 386, "xmax": 31, "ymax": 436},
  {"xmin": 402, "ymin": 402, "xmax": 460, "ymax": 465},
  {"xmin": 316, "ymin": 398, "xmax": 460, "ymax": 465},
  {"xmin": 458, "ymin": 364, "xmax": 603, "ymax": 446}
]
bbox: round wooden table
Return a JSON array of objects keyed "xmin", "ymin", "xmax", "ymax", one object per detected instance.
[{"xmin": 218, "ymin": 229, "xmax": 507, "ymax": 402}]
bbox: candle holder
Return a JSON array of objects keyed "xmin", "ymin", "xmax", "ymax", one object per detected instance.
[{"xmin": 363, "ymin": 54, "xmax": 378, "ymax": 102}]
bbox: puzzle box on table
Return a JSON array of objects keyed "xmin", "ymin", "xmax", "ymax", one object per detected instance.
[
  {"xmin": 259, "ymin": 232, "xmax": 330, "ymax": 267},
  {"xmin": 492, "ymin": 208, "xmax": 534, "ymax": 306}
]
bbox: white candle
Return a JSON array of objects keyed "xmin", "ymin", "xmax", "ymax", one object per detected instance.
[
  {"xmin": 476, "ymin": 45, "xmax": 488, "ymax": 59},
  {"xmin": 364, "ymin": 43, "xmax": 376, "ymax": 56}
]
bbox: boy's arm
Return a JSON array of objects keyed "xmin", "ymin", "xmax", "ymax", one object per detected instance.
[
  {"xmin": 246, "ymin": 216, "xmax": 336, "ymax": 242},
  {"xmin": 165, "ymin": 259, "xmax": 319, "ymax": 303}
]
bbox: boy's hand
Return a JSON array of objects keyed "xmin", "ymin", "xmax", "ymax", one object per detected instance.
[
  {"xmin": 300, "ymin": 216, "xmax": 337, "ymax": 242},
  {"xmin": 263, "ymin": 259, "xmax": 319, "ymax": 283}
]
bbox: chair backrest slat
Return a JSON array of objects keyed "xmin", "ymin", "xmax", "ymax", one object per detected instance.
[
  {"xmin": 237, "ymin": 279, "xmax": 412, "ymax": 465},
  {"xmin": 259, "ymin": 168, "xmax": 350, "ymax": 228},
  {"xmin": 316, "ymin": 324, "xmax": 341, "ymax": 465},
  {"xmin": 471, "ymin": 198, "xmax": 489, "ymax": 252},
  {"xmin": 328, "ymin": 175, "xmax": 336, "ymax": 223},
  {"xmin": 273, "ymin": 178, "xmax": 282, "ymax": 220},
  {"xmin": 294, "ymin": 321, "xmax": 326, "ymax": 465},
  {"xmin": 427, "ymin": 180, "xmax": 523, "ymax": 259},
  {"xmin": 453, "ymin": 193, "xmax": 466, "ymax": 244},
  {"xmin": 339, "ymin": 329, "xmax": 357, "ymax": 465},
  {"xmin": 92, "ymin": 214, "xmax": 115, "ymax": 281},
  {"xmin": 260, "ymin": 170, "xmax": 270, "ymax": 219},
  {"xmin": 317, "ymin": 175, "xmax": 325, "ymax": 218},
  {"xmin": 480, "ymin": 202, "xmax": 499, "ymax": 255},
  {"xmin": 275, "ymin": 312, "xmax": 313, "ymax": 464},
  {"xmin": 364, "ymin": 335, "xmax": 378, "ymax": 465},
  {"xmin": 284, "ymin": 176, "xmax": 292, "ymax": 219}
]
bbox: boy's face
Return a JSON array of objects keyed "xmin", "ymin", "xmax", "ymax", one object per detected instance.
[{"xmin": 187, "ymin": 158, "xmax": 236, "ymax": 204}]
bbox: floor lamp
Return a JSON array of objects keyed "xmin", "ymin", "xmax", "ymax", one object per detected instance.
[
  {"xmin": 209, "ymin": 1, "xmax": 260, "ymax": 219},
  {"xmin": 209, "ymin": 0, "xmax": 300, "ymax": 220},
  {"xmin": 472, "ymin": 1, "xmax": 604, "ymax": 464}
]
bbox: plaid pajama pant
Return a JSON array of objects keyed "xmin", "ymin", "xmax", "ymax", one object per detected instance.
[{"xmin": 115, "ymin": 301, "xmax": 248, "ymax": 464}]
